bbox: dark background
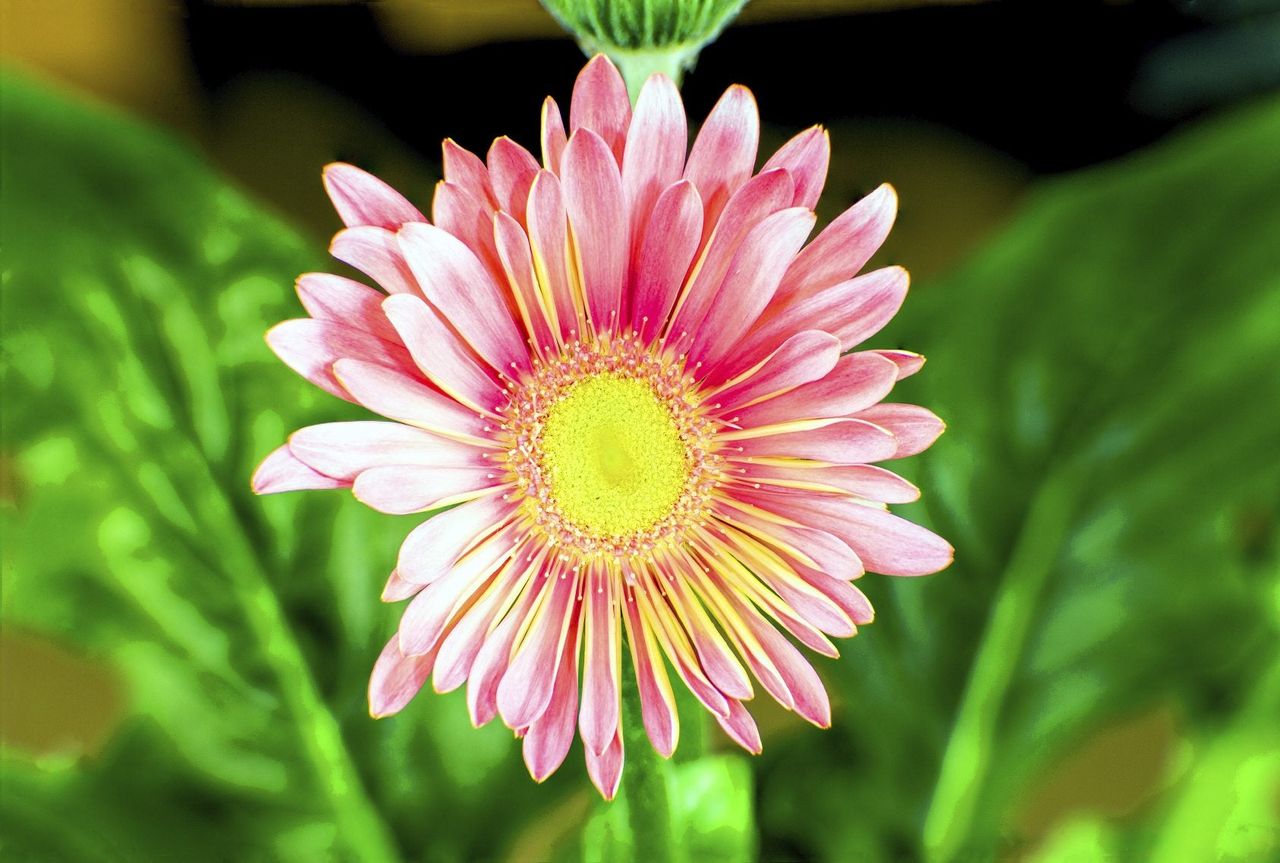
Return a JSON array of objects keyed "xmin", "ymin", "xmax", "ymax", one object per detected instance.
[{"xmin": 184, "ymin": 0, "xmax": 1194, "ymax": 172}]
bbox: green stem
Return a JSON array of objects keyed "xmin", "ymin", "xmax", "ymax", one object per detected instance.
[
  {"xmin": 921, "ymin": 469, "xmax": 1080, "ymax": 863},
  {"xmin": 592, "ymin": 44, "xmax": 700, "ymax": 100},
  {"xmin": 619, "ymin": 670, "xmax": 678, "ymax": 863}
]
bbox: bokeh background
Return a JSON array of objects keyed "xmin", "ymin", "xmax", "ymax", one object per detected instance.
[{"xmin": 2, "ymin": 1, "xmax": 1279, "ymax": 861}]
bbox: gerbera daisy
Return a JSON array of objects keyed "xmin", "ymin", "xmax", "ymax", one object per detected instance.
[{"xmin": 253, "ymin": 55, "xmax": 951, "ymax": 799}]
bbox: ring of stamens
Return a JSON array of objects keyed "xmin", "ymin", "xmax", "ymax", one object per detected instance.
[{"xmin": 500, "ymin": 334, "xmax": 722, "ymax": 559}]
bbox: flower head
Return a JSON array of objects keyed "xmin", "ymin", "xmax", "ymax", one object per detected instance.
[{"xmin": 254, "ymin": 55, "xmax": 951, "ymax": 799}]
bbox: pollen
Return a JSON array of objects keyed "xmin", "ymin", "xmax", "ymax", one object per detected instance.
[
  {"xmin": 540, "ymin": 374, "xmax": 687, "ymax": 537},
  {"xmin": 500, "ymin": 335, "xmax": 722, "ymax": 559}
]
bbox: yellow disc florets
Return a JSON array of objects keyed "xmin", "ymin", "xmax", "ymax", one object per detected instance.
[{"xmin": 500, "ymin": 335, "xmax": 722, "ymax": 559}]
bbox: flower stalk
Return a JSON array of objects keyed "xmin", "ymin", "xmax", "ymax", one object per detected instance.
[
  {"xmin": 620, "ymin": 668, "xmax": 678, "ymax": 862},
  {"xmin": 539, "ymin": 0, "xmax": 749, "ymax": 97}
]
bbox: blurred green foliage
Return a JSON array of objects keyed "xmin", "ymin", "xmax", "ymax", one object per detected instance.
[
  {"xmin": 2, "ymin": 69, "xmax": 1278, "ymax": 863},
  {"xmin": 0, "ymin": 72, "xmax": 556, "ymax": 863},
  {"xmin": 759, "ymin": 95, "xmax": 1280, "ymax": 861}
]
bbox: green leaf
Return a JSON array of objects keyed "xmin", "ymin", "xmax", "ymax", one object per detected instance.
[
  {"xmin": 0, "ymin": 71, "xmax": 566, "ymax": 863},
  {"xmin": 756, "ymin": 97, "xmax": 1280, "ymax": 861},
  {"xmin": 1, "ymin": 69, "xmax": 394, "ymax": 863}
]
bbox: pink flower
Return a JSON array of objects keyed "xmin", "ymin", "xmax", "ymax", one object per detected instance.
[{"xmin": 254, "ymin": 55, "xmax": 951, "ymax": 799}]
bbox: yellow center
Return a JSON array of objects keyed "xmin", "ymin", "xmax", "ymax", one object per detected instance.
[{"xmin": 538, "ymin": 373, "xmax": 689, "ymax": 538}]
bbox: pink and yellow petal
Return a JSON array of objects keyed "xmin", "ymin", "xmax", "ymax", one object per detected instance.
[
  {"xmin": 775, "ymin": 183, "xmax": 898, "ymax": 305},
  {"xmin": 569, "ymin": 54, "xmax": 631, "ymax": 163},
  {"xmin": 252, "ymin": 444, "xmax": 349, "ymax": 494},
  {"xmin": 323, "ymin": 162, "xmax": 425, "ymax": 230}
]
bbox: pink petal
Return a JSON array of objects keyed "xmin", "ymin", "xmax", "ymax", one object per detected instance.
[
  {"xmin": 584, "ymin": 726, "xmax": 624, "ymax": 800},
  {"xmin": 541, "ymin": 96, "xmax": 567, "ymax": 172},
  {"xmin": 691, "ymin": 583, "xmax": 792, "ymax": 711},
  {"xmin": 295, "ymin": 272, "xmax": 399, "ymax": 342},
  {"xmin": 288, "ymin": 421, "xmax": 485, "ymax": 480},
  {"xmin": 266, "ymin": 318, "xmax": 417, "ymax": 403},
  {"xmin": 734, "ymin": 351, "xmax": 899, "ymax": 429},
  {"xmin": 713, "ymin": 580, "xmax": 832, "ymax": 727},
  {"xmin": 716, "ymin": 502, "xmax": 863, "ymax": 580},
  {"xmin": 497, "ymin": 569, "xmax": 581, "ymax": 729},
  {"xmin": 741, "ymin": 462, "xmax": 921, "ymax": 504},
  {"xmin": 769, "ymin": 580, "xmax": 854, "ymax": 641},
  {"xmin": 663, "ymin": 576, "xmax": 754, "ymax": 700},
  {"xmin": 760, "ymin": 126, "xmax": 830, "ymax": 209},
  {"xmin": 368, "ymin": 636, "xmax": 435, "ymax": 718},
  {"xmin": 398, "ymin": 526, "xmax": 516, "ymax": 656},
  {"xmin": 731, "ymin": 418, "xmax": 897, "ymax": 463},
  {"xmin": 621, "ymin": 74, "xmax": 687, "ymax": 247},
  {"xmin": 684, "ymin": 85, "xmax": 760, "ymax": 229},
  {"xmin": 561, "ymin": 129, "xmax": 627, "ymax": 334},
  {"xmin": 330, "ymin": 226, "xmax": 420, "ymax": 296},
  {"xmin": 776, "ymin": 183, "xmax": 897, "ymax": 305},
  {"xmin": 322, "ymin": 162, "xmax": 425, "ymax": 230},
  {"xmin": 715, "ymin": 699, "xmax": 762, "ymax": 754},
  {"xmin": 743, "ymin": 266, "xmax": 909, "ymax": 365},
  {"xmin": 750, "ymin": 494, "xmax": 953, "ymax": 577},
  {"xmin": 696, "ymin": 535, "xmax": 840, "ymax": 654},
  {"xmin": 629, "ymin": 180, "xmax": 703, "ymax": 340},
  {"xmin": 751, "ymin": 568, "xmax": 855, "ymax": 638},
  {"xmin": 791, "ymin": 565, "xmax": 875, "ymax": 626},
  {"xmin": 494, "ymin": 211, "xmax": 558, "ymax": 354},
  {"xmin": 693, "ymin": 207, "xmax": 816, "ymax": 373},
  {"xmin": 830, "ymin": 268, "xmax": 911, "ymax": 349},
  {"xmin": 467, "ymin": 569, "xmax": 550, "ymax": 726},
  {"xmin": 853, "ymin": 404, "xmax": 946, "ymax": 458},
  {"xmin": 442, "ymin": 138, "xmax": 497, "ymax": 207},
  {"xmin": 352, "ymin": 467, "xmax": 500, "ymax": 515},
  {"xmin": 433, "ymin": 554, "xmax": 531, "ymax": 691},
  {"xmin": 331, "ymin": 358, "xmax": 491, "ymax": 442},
  {"xmin": 815, "ymin": 464, "xmax": 920, "ymax": 503},
  {"xmin": 754, "ymin": 631, "xmax": 833, "ymax": 727},
  {"xmin": 382, "ymin": 294, "xmax": 505, "ymax": 414},
  {"xmin": 252, "ymin": 444, "xmax": 348, "ymax": 494},
  {"xmin": 718, "ymin": 526, "xmax": 856, "ymax": 635},
  {"xmin": 523, "ymin": 612, "xmax": 581, "ymax": 781},
  {"xmin": 836, "ymin": 504, "xmax": 953, "ymax": 578},
  {"xmin": 622, "ymin": 593, "xmax": 679, "ymax": 758},
  {"xmin": 665, "ymin": 168, "xmax": 795, "ymax": 348},
  {"xmin": 873, "ymin": 349, "xmax": 926, "ymax": 380},
  {"xmin": 397, "ymin": 222, "xmax": 530, "ymax": 375},
  {"xmin": 429, "ymin": 180, "xmax": 506, "ymax": 288},
  {"xmin": 382, "ymin": 569, "xmax": 423, "ymax": 603},
  {"xmin": 569, "ymin": 54, "xmax": 631, "ymax": 163},
  {"xmin": 578, "ymin": 570, "xmax": 621, "ymax": 756},
  {"xmin": 635, "ymin": 586, "xmax": 732, "ymax": 719},
  {"xmin": 487, "ymin": 136, "xmax": 540, "ymax": 223},
  {"xmin": 398, "ymin": 494, "xmax": 518, "ymax": 586},
  {"xmin": 711, "ymin": 330, "xmax": 840, "ymax": 411},
  {"xmin": 526, "ymin": 171, "xmax": 579, "ymax": 342}
]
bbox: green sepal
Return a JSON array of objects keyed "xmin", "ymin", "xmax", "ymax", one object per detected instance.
[{"xmin": 539, "ymin": 0, "xmax": 749, "ymax": 95}]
